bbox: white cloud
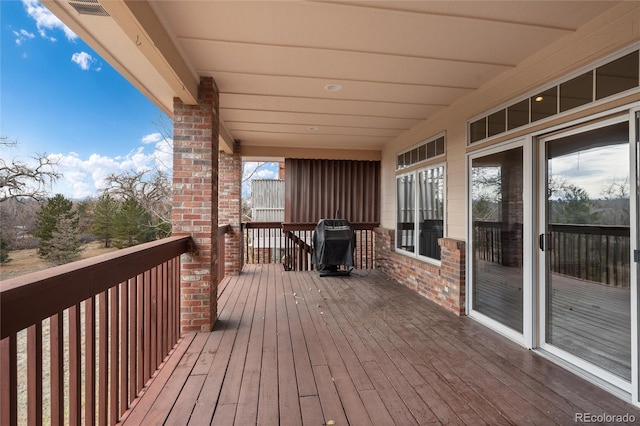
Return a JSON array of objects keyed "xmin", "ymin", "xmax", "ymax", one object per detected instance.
[
  {"xmin": 71, "ymin": 51, "xmax": 95, "ymax": 71},
  {"xmin": 45, "ymin": 142, "xmax": 173, "ymax": 199},
  {"xmin": 550, "ymin": 144, "xmax": 629, "ymax": 199},
  {"xmin": 22, "ymin": 0, "xmax": 77, "ymax": 41},
  {"xmin": 141, "ymin": 132, "xmax": 162, "ymax": 144},
  {"xmin": 14, "ymin": 29, "xmax": 35, "ymax": 45}
]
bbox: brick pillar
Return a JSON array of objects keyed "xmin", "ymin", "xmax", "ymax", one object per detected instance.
[
  {"xmin": 173, "ymin": 77, "xmax": 219, "ymax": 333},
  {"xmin": 218, "ymin": 141, "xmax": 242, "ymax": 275},
  {"xmin": 501, "ymin": 151, "xmax": 523, "ymax": 268}
]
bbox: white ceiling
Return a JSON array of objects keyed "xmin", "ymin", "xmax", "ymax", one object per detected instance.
[{"xmin": 45, "ymin": 0, "xmax": 619, "ymax": 155}]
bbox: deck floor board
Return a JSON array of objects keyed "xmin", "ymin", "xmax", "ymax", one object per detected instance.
[{"xmin": 119, "ymin": 264, "xmax": 640, "ymax": 425}]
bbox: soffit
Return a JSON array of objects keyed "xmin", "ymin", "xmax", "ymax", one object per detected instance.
[{"xmin": 45, "ymin": 0, "xmax": 619, "ymax": 156}]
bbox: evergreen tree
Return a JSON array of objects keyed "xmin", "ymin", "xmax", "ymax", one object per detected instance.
[
  {"xmin": 0, "ymin": 235, "xmax": 11, "ymax": 264},
  {"xmin": 552, "ymin": 183, "xmax": 598, "ymax": 224},
  {"xmin": 34, "ymin": 194, "xmax": 78, "ymax": 258},
  {"xmin": 114, "ymin": 198, "xmax": 155, "ymax": 248},
  {"xmin": 91, "ymin": 194, "xmax": 119, "ymax": 247},
  {"xmin": 75, "ymin": 198, "xmax": 94, "ymax": 234},
  {"xmin": 45, "ymin": 215, "xmax": 82, "ymax": 265}
]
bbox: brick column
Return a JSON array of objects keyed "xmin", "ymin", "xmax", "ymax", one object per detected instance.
[
  {"xmin": 173, "ymin": 77, "xmax": 219, "ymax": 332},
  {"xmin": 218, "ymin": 141, "xmax": 242, "ymax": 275}
]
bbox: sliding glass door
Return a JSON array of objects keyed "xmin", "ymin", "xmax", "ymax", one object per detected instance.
[{"xmin": 540, "ymin": 118, "xmax": 632, "ymax": 386}]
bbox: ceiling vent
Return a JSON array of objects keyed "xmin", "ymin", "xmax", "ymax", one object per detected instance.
[{"xmin": 68, "ymin": 0, "xmax": 109, "ymax": 17}]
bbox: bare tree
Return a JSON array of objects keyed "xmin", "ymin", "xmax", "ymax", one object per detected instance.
[
  {"xmin": 0, "ymin": 136, "xmax": 60, "ymax": 203},
  {"xmin": 101, "ymin": 169, "xmax": 172, "ymax": 238}
]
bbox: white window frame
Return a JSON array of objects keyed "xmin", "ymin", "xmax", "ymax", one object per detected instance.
[{"xmin": 395, "ymin": 162, "xmax": 446, "ymax": 265}]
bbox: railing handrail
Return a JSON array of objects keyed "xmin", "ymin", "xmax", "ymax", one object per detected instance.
[
  {"xmin": 282, "ymin": 222, "xmax": 379, "ymax": 231},
  {"xmin": 1, "ymin": 235, "xmax": 193, "ymax": 340},
  {"xmin": 549, "ymin": 223, "xmax": 629, "ymax": 236},
  {"xmin": 473, "ymin": 220, "xmax": 629, "ymax": 236},
  {"xmin": 242, "ymin": 221, "xmax": 379, "ymax": 231}
]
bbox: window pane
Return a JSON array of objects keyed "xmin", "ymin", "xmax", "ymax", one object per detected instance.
[
  {"xmin": 488, "ymin": 109, "xmax": 506, "ymax": 137},
  {"xmin": 596, "ymin": 50, "xmax": 639, "ymax": 100},
  {"xmin": 470, "ymin": 117, "xmax": 487, "ymax": 143},
  {"xmin": 435, "ymin": 137, "xmax": 445, "ymax": 155},
  {"xmin": 531, "ymin": 87, "xmax": 557, "ymax": 122},
  {"xmin": 507, "ymin": 99, "xmax": 529, "ymax": 130},
  {"xmin": 397, "ymin": 154, "xmax": 404, "ymax": 170},
  {"xmin": 471, "ymin": 147, "xmax": 524, "ymax": 333},
  {"xmin": 418, "ymin": 166, "xmax": 444, "ymax": 260},
  {"xmin": 396, "ymin": 175, "xmax": 415, "ymax": 253},
  {"xmin": 560, "ymin": 71, "xmax": 593, "ymax": 112},
  {"xmin": 426, "ymin": 140, "xmax": 435, "ymax": 158},
  {"xmin": 418, "ymin": 145, "xmax": 426, "ymax": 161}
]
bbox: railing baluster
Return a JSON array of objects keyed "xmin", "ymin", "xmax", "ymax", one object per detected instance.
[
  {"xmin": 162, "ymin": 261, "xmax": 169, "ymax": 359},
  {"xmin": 50, "ymin": 313, "xmax": 64, "ymax": 426},
  {"xmin": 120, "ymin": 280, "xmax": 129, "ymax": 418},
  {"xmin": 1, "ymin": 334, "xmax": 18, "ymax": 426},
  {"xmin": 129, "ymin": 277, "xmax": 138, "ymax": 405},
  {"xmin": 69, "ymin": 304, "xmax": 81, "ymax": 425},
  {"xmin": 85, "ymin": 296, "xmax": 96, "ymax": 426},
  {"xmin": 150, "ymin": 267, "xmax": 158, "ymax": 377},
  {"xmin": 167, "ymin": 260, "xmax": 174, "ymax": 355},
  {"xmin": 27, "ymin": 323, "xmax": 42, "ymax": 426},
  {"xmin": 110, "ymin": 285, "xmax": 119, "ymax": 426},
  {"xmin": 143, "ymin": 270, "xmax": 152, "ymax": 383},
  {"xmin": 137, "ymin": 273, "xmax": 145, "ymax": 394},
  {"xmin": 98, "ymin": 291, "xmax": 108, "ymax": 426}
]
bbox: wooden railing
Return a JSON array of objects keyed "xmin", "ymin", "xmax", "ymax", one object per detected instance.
[
  {"xmin": 473, "ymin": 221, "xmax": 630, "ymax": 287},
  {"xmin": 548, "ymin": 223, "xmax": 630, "ymax": 288},
  {"xmin": 242, "ymin": 222, "xmax": 377, "ymax": 271},
  {"xmin": 0, "ymin": 236, "xmax": 193, "ymax": 426}
]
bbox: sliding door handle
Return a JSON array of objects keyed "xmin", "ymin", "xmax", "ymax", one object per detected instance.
[{"xmin": 539, "ymin": 234, "xmax": 545, "ymax": 251}]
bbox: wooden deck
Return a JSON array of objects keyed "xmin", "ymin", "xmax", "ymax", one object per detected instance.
[{"xmin": 119, "ymin": 264, "xmax": 640, "ymax": 425}]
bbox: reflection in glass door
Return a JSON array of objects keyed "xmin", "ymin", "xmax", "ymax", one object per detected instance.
[
  {"xmin": 471, "ymin": 146, "xmax": 524, "ymax": 333},
  {"xmin": 542, "ymin": 120, "xmax": 631, "ymax": 382}
]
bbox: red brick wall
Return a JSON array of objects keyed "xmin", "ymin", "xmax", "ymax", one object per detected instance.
[
  {"xmin": 375, "ymin": 227, "xmax": 466, "ymax": 315},
  {"xmin": 173, "ymin": 77, "xmax": 219, "ymax": 332},
  {"xmin": 218, "ymin": 141, "xmax": 242, "ymax": 275}
]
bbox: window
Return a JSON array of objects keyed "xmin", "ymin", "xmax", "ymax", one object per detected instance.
[
  {"xmin": 396, "ymin": 164, "xmax": 445, "ymax": 262},
  {"xmin": 397, "ymin": 134, "xmax": 445, "ymax": 170},
  {"xmin": 560, "ymin": 71, "xmax": 593, "ymax": 112},
  {"xmin": 468, "ymin": 48, "xmax": 640, "ymax": 144}
]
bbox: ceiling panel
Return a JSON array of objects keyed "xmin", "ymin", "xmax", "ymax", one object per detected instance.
[
  {"xmin": 226, "ymin": 122, "xmax": 403, "ymax": 138},
  {"xmin": 181, "ymin": 39, "xmax": 511, "ymax": 88},
  {"xmin": 219, "ymin": 94, "xmax": 440, "ymax": 120},
  {"xmin": 221, "ymin": 109, "xmax": 421, "ymax": 131},
  {"xmin": 212, "ymin": 72, "xmax": 472, "ymax": 105},
  {"xmin": 146, "ymin": 0, "xmax": 620, "ymax": 155}
]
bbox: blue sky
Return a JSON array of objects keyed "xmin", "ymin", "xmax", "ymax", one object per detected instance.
[
  {"xmin": 1, "ymin": 0, "xmax": 280, "ymax": 200},
  {"xmin": 1, "ymin": 0, "xmax": 172, "ymax": 198}
]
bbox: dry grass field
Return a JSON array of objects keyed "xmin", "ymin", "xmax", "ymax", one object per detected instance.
[{"xmin": 0, "ymin": 241, "xmax": 119, "ymax": 281}]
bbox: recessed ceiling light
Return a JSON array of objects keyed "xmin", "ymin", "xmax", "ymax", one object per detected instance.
[
  {"xmin": 324, "ymin": 84, "xmax": 342, "ymax": 92},
  {"xmin": 535, "ymin": 96, "xmax": 544, "ymax": 102},
  {"xmin": 308, "ymin": 126, "xmax": 319, "ymax": 131}
]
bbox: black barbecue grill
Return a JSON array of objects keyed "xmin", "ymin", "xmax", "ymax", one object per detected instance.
[{"xmin": 312, "ymin": 219, "xmax": 355, "ymax": 276}]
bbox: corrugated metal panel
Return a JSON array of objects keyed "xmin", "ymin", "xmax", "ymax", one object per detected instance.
[
  {"xmin": 285, "ymin": 159, "xmax": 380, "ymax": 224},
  {"xmin": 252, "ymin": 179, "xmax": 285, "ymax": 209}
]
